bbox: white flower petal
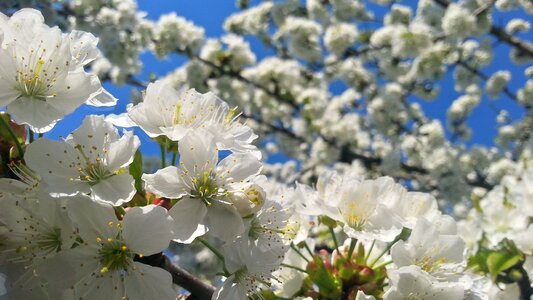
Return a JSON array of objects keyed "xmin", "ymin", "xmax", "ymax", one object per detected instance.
[
  {"xmin": 205, "ymin": 202, "xmax": 244, "ymax": 242},
  {"xmin": 217, "ymin": 153, "xmax": 262, "ymax": 184},
  {"xmin": 87, "ymin": 88, "xmax": 118, "ymax": 107},
  {"xmin": 105, "ymin": 130, "xmax": 140, "ymax": 171},
  {"xmin": 212, "ymin": 275, "xmax": 246, "ymax": 300},
  {"xmin": 7, "ymin": 97, "xmax": 64, "ymax": 133},
  {"xmin": 122, "ymin": 205, "xmax": 173, "ymax": 256},
  {"xmin": 74, "ymin": 273, "xmax": 122, "ymax": 300},
  {"xmin": 142, "ymin": 166, "xmax": 189, "ymax": 199},
  {"xmin": 128, "ymin": 81, "xmax": 180, "ymax": 137},
  {"xmin": 24, "ymin": 138, "xmax": 89, "ymax": 194},
  {"xmin": 68, "ymin": 30, "xmax": 100, "ymax": 66},
  {"xmin": 0, "ymin": 77, "xmax": 20, "ymax": 107},
  {"xmin": 67, "ymin": 115, "xmax": 119, "ymax": 161},
  {"xmin": 66, "ymin": 194, "xmax": 118, "ymax": 243},
  {"xmin": 168, "ymin": 197, "xmax": 208, "ymax": 243},
  {"xmin": 123, "ymin": 262, "xmax": 176, "ymax": 300},
  {"xmin": 105, "ymin": 105, "xmax": 137, "ymax": 128},
  {"xmin": 90, "ymin": 173, "xmax": 136, "ymax": 206},
  {"xmin": 356, "ymin": 291, "xmax": 376, "ymax": 300},
  {"xmin": 47, "ymin": 71, "xmax": 101, "ymax": 115},
  {"xmin": 178, "ymin": 131, "xmax": 218, "ymax": 174}
]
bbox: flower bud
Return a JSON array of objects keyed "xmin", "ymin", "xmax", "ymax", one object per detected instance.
[
  {"xmin": 356, "ymin": 266, "xmax": 374, "ymax": 284},
  {"xmin": 229, "ymin": 183, "xmax": 266, "ymax": 216},
  {"xmin": 152, "ymin": 197, "xmax": 172, "ymax": 210}
]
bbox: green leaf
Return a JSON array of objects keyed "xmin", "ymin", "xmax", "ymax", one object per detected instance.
[
  {"xmin": 487, "ymin": 252, "xmax": 522, "ymax": 281},
  {"xmin": 129, "ymin": 151, "xmax": 143, "ymax": 192}
]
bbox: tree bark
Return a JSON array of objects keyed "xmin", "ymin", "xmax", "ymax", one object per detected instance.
[{"xmin": 137, "ymin": 253, "xmax": 216, "ymax": 300}]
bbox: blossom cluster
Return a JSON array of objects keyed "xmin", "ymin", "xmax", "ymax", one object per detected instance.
[{"xmin": 0, "ymin": 2, "xmax": 532, "ymax": 300}]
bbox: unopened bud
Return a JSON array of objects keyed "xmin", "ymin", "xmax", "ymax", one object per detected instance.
[
  {"xmin": 152, "ymin": 197, "xmax": 172, "ymax": 210},
  {"xmin": 229, "ymin": 183, "xmax": 265, "ymax": 216},
  {"xmin": 357, "ymin": 266, "xmax": 374, "ymax": 284}
]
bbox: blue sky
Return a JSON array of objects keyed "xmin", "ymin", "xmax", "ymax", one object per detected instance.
[{"xmin": 42, "ymin": 1, "xmax": 531, "ymax": 158}]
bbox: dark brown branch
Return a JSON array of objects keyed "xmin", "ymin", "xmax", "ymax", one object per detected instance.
[
  {"xmin": 137, "ymin": 253, "xmax": 215, "ymax": 300},
  {"xmin": 490, "ymin": 26, "xmax": 533, "ymax": 58},
  {"xmin": 169, "ymin": 54, "xmax": 494, "ymax": 189},
  {"xmin": 90, "ymin": 7, "xmax": 495, "ymax": 191},
  {"xmin": 518, "ymin": 266, "xmax": 533, "ymax": 300},
  {"xmin": 191, "ymin": 54, "xmax": 299, "ymax": 110},
  {"xmin": 456, "ymin": 60, "xmax": 519, "ymax": 104}
]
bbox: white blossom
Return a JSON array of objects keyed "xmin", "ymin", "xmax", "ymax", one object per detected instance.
[
  {"xmin": 154, "ymin": 13, "xmax": 205, "ymax": 57},
  {"xmin": 442, "ymin": 4, "xmax": 476, "ymax": 39},
  {"xmin": 384, "ymin": 266, "xmax": 464, "ymax": 300},
  {"xmin": 142, "ymin": 131, "xmax": 262, "ymax": 243},
  {"xmin": 486, "ymin": 70, "xmax": 511, "ymax": 98},
  {"xmin": 49, "ymin": 195, "xmax": 176, "ymax": 300},
  {"xmin": 24, "ymin": 115, "xmax": 140, "ymax": 206},
  {"xmin": 391, "ymin": 218, "xmax": 465, "ymax": 279},
  {"xmin": 0, "ymin": 9, "xmax": 104, "ymax": 132},
  {"xmin": 324, "ymin": 22, "xmax": 358, "ymax": 57},
  {"xmin": 212, "ymin": 237, "xmax": 284, "ymax": 300},
  {"xmin": 128, "ymin": 80, "xmax": 260, "ymax": 157}
]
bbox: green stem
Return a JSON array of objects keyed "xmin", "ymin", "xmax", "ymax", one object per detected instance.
[
  {"xmin": 369, "ymin": 239, "xmax": 398, "ymax": 268},
  {"xmin": 280, "ymin": 263, "xmax": 308, "ymax": 274},
  {"xmin": 290, "ymin": 243, "xmax": 310, "ymax": 262},
  {"xmin": 347, "ymin": 238, "xmax": 357, "ymax": 259},
  {"xmin": 369, "ymin": 228, "xmax": 411, "ymax": 267},
  {"xmin": 115, "ymin": 206, "xmax": 126, "ymax": 217},
  {"xmin": 0, "ymin": 116, "xmax": 24, "ymax": 157},
  {"xmin": 329, "ymin": 226, "xmax": 341, "ymax": 256},
  {"xmin": 29, "ymin": 130, "xmax": 34, "ymax": 143},
  {"xmin": 159, "ymin": 143, "xmax": 166, "ymax": 168},
  {"xmin": 372, "ymin": 260, "xmax": 393, "ymax": 269},
  {"xmin": 303, "ymin": 242, "xmax": 315, "ymax": 258},
  {"xmin": 197, "ymin": 237, "xmax": 230, "ymax": 276},
  {"xmin": 171, "ymin": 152, "xmax": 177, "ymax": 166},
  {"xmin": 365, "ymin": 240, "xmax": 375, "ymax": 264}
]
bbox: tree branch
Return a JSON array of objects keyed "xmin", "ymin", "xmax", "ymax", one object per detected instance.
[
  {"xmin": 518, "ymin": 266, "xmax": 533, "ymax": 300},
  {"xmin": 433, "ymin": 0, "xmax": 533, "ymax": 58},
  {"xmin": 137, "ymin": 253, "xmax": 215, "ymax": 300}
]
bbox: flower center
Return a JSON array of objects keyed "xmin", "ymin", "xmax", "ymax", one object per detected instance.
[
  {"xmin": 15, "ymin": 57, "xmax": 58, "ymax": 100},
  {"xmin": 172, "ymin": 103, "xmax": 199, "ymax": 125},
  {"xmin": 73, "ymin": 145, "xmax": 115, "ymax": 185},
  {"xmin": 35, "ymin": 227, "xmax": 63, "ymax": 253},
  {"xmin": 191, "ymin": 171, "xmax": 220, "ymax": 205},
  {"xmin": 342, "ymin": 202, "xmax": 368, "ymax": 230},
  {"xmin": 4, "ymin": 225, "xmax": 63, "ymax": 265},
  {"xmin": 248, "ymin": 217, "xmax": 288, "ymax": 241},
  {"xmin": 417, "ymin": 256, "xmax": 447, "ymax": 273},
  {"xmin": 97, "ymin": 236, "xmax": 133, "ymax": 274},
  {"xmin": 78, "ymin": 161, "xmax": 114, "ymax": 185}
]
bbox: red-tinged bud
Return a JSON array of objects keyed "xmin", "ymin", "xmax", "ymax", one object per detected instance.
[
  {"xmin": 307, "ymin": 260, "xmax": 317, "ymax": 272},
  {"xmin": 323, "ymin": 258, "xmax": 333, "ymax": 271},
  {"xmin": 152, "ymin": 197, "xmax": 171, "ymax": 210},
  {"xmin": 357, "ymin": 266, "xmax": 374, "ymax": 284}
]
